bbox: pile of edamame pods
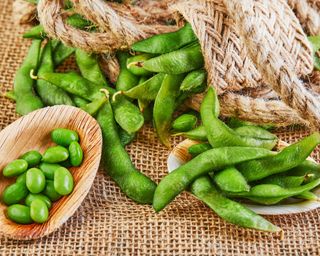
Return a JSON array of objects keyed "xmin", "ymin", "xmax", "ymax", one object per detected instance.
[
  {"xmin": 6, "ymin": 15, "xmax": 320, "ymax": 232},
  {"xmin": 2, "ymin": 128, "xmax": 82, "ymax": 224}
]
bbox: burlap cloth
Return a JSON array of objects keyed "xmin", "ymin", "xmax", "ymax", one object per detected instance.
[{"xmin": 1, "ymin": 0, "xmax": 320, "ymax": 255}]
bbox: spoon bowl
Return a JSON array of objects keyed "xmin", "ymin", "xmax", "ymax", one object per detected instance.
[
  {"xmin": 0, "ymin": 106, "xmax": 102, "ymax": 240},
  {"xmin": 168, "ymin": 139, "xmax": 320, "ymax": 215}
]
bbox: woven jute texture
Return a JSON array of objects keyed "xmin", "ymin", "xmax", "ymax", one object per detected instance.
[{"xmin": 1, "ymin": 0, "xmax": 320, "ymax": 255}]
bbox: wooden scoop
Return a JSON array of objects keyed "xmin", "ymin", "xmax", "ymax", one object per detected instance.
[{"xmin": 0, "ymin": 106, "xmax": 102, "ymax": 240}]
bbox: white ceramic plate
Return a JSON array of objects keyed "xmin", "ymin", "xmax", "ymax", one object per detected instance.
[{"xmin": 167, "ymin": 139, "xmax": 320, "ymax": 215}]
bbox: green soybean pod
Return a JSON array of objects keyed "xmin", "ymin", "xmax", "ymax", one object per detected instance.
[
  {"xmin": 296, "ymin": 191, "xmax": 318, "ymax": 200},
  {"xmin": 54, "ymin": 167, "xmax": 74, "ymax": 195},
  {"xmin": 69, "ymin": 141, "xmax": 83, "ymax": 167},
  {"xmin": 51, "ymin": 128, "xmax": 79, "ymax": 147},
  {"xmin": 289, "ymin": 160, "xmax": 320, "ymax": 182},
  {"xmin": 53, "ymin": 43, "xmax": 75, "ymax": 67},
  {"xmin": 126, "ymin": 54, "xmax": 154, "ymax": 76},
  {"xmin": 180, "ymin": 69, "xmax": 206, "ymax": 92},
  {"xmin": 71, "ymin": 95, "xmax": 89, "ymax": 107},
  {"xmin": 213, "ymin": 166, "xmax": 250, "ymax": 193},
  {"xmin": 43, "ymin": 180, "xmax": 62, "ymax": 201},
  {"xmin": 172, "ymin": 114, "xmax": 198, "ymax": 132},
  {"xmin": 116, "ymin": 52, "xmax": 140, "ymax": 91},
  {"xmin": 30, "ymin": 199, "xmax": 49, "ymax": 223},
  {"xmin": 190, "ymin": 176, "xmax": 280, "ymax": 232},
  {"xmin": 120, "ymin": 73, "xmax": 165, "ymax": 101},
  {"xmin": 259, "ymin": 175, "xmax": 305, "ymax": 188},
  {"xmin": 36, "ymin": 41, "xmax": 75, "ymax": 106},
  {"xmin": 75, "ymin": 48, "xmax": 109, "ymax": 87},
  {"xmin": 188, "ymin": 143, "xmax": 212, "ymax": 157},
  {"xmin": 6, "ymin": 204, "xmax": 33, "ymax": 224},
  {"xmin": 131, "ymin": 23, "xmax": 197, "ymax": 54},
  {"xmin": 66, "ymin": 13, "xmax": 94, "ymax": 30},
  {"xmin": 42, "ymin": 146, "xmax": 69, "ymax": 163},
  {"xmin": 153, "ymin": 147, "xmax": 273, "ymax": 212},
  {"xmin": 16, "ymin": 172, "xmax": 27, "ymax": 184},
  {"xmin": 14, "ymin": 39, "xmax": 44, "ymax": 115},
  {"xmin": 237, "ymin": 132, "xmax": 320, "ymax": 182},
  {"xmin": 4, "ymin": 90, "xmax": 16, "ymax": 101},
  {"xmin": 143, "ymin": 43, "xmax": 204, "ymax": 74},
  {"xmin": 2, "ymin": 183, "xmax": 29, "ymax": 205},
  {"xmin": 25, "ymin": 193, "xmax": 52, "ymax": 209},
  {"xmin": 19, "ymin": 150, "xmax": 42, "ymax": 167},
  {"xmin": 234, "ymin": 126, "xmax": 278, "ymax": 141},
  {"xmin": 26, "ymin": 168, "xmax": 46, "ymax": 194},
  {"xmin": 23, "ymin": 24, "xmax": 46, "ymax": 39},
  {"xmin": 39, "ymin": 162, "xmax": 61, "ymax": 180},
  {"xmin": 119, "ymin": 128, "xmax": 136, "ymax": 146},
  {"xmin": 174, "ymin": 126, "xmax": 207, "ymax": 141},
  {"xmin": 154, "ymin": 74, "xmax": 185, "ymax": 147},
  {"xmin": 3, "ymin": 159, "xmax": 28, "ymax": 177},
  {"xmin": 80, "ymin": 96, "xmax": 108, "ymax": 116}
]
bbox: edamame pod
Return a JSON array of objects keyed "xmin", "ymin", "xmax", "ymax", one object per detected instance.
[
  {"xmin": 54, "ymin": 167, "xmax": 74, "ymax": 195},
  {"xmin": 201, "ymin": 88, "xmax": 278, "ymax": 150},
  {"xmin": 71, "ymin": 95, "xmax": 89, "ymax": 107},
  {"xmin": 289, "ymin": 160, "xmax": 320, "ymax": 182},
  {"xmin": 126, "ymin": 54, "xmax": 154, "ymax": 76},
  {"xmin": 188, "ymin": 143, "xmax": 212, "ymax": 157},
  {"xmin": 30, "ymin": 199, "xmax": 49, "ymax": 223},
  {"xmin": 3, "ymin": 159, "xmax": 28, "ymax": 177},
  {"xmin": 6, "ymin": 204, "xmax": 33, "ymax": 224},
  {"xmin": 175, "ymin": 126, "xmax": 207, "ymax": 141},
  {"xmin": 172, "ymin": 114, "xmax": 198, "ymax": 132},
  {"xmin": 25, "ymin": 193, "xmax": 52, "ymax": 209},
  {"xmin": 39, "ymin": 162, "xmax": 62, "ymax": 180},
  {"xmin": 116, "ymin": 52, "xmax": 139, "ymax": 91},
  {"xmin": 190, "ymin": 176, "xmax": 280, "ymax": 232},
  {"xmin": 180, "ymin": 69, "xmax": 206, "ymax": 92},
  {"xmin": 80, "ymin": 96, "xmax": 108, "ymax": 116},
  {"xmin": 26, "ymin": 168, "xmax": 46, "ymax": 194},
  {"xmin": 69, "ymin": 141, "xmax": 83, "ymax": 166},
  {"xmin": 19, "ymin": 150, "xmax": 42, "ymax": 167},
  {"xmin": 42, "ymin": 146, "xmax": 69, "ymax": 163},
  {"xmin": 153, "ymin": 147, "xmax": 273, "ymax": 212},
  {"xmin": 53, "ymin": 43, "xmax": 75, "ymax": 67},
  {"xmin": 51, "ymin": 128, "xmax": 79, "ymax": 147},
  {"xmin": 66, "ymin": 13, "xmax": 94, "ymax": 30},
  {"xmin": 43, "ymin": 180, "xmax": 62, "ymax": 201},
  {"xmin": 131, "ymin": 23, "xmax": 197, "ymax": 54},
  {"xmin": 2, "ymin": 183, "xmax": 29, "ymax": 205},
  {"xmin": 36, "ymin": 41, "xmax": 75, "ymax": 106},
  {"xmin": 213, "ymin": 166, "xmax": 250, "ymax": 193},
  {"xmin": 97, "ymin": 103, "xmax": 156, "ymax": 204},
  {"xmin": 259, "ymin": 175, "xmax": 305, "ymax": 188},
  {"xmin": 75, "ymin": 48, "xmax": 109, "ymax": 87},
  {"xmin": 23, "ymin": 24, "xmax": 46, "ymax": 39},
  {"xmin": 14, "ymin": 39, "xmax": 44, "ymax": 115},
  {"xmin": 119, "ymin": 128, "xmax": 136, "ymax": 146},
  {"xmin": 237, "ymin": 132, "xmax": 320, "ymax": 181},
  {"xmin": 234, "ymin": 126, "xmax": 278, "ymax": 141},
  {"xmin": 154, "ymin": 74, "xmax": 185, "ymax": 147},
  {"xmin": 143, "ymin": 44, "xmax": 204, "ymax": 74}
]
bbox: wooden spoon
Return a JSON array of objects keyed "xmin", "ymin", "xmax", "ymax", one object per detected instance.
[{"xmin": 0, "ymin": 106, "xmax": 102, "ymax": 240}]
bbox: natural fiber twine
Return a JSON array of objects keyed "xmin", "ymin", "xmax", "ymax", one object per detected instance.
[{"xmin": 1, "ymin": 1, "xmax": 320, "ymax": 255}]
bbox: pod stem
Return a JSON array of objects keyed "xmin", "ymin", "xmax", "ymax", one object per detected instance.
[
  {"xmin": 29, "ymin": 69, "xmax": 38, "ymax": 80},
  {"xmin": 100, "ymin": 88, "xmax": 110, "ymax": 100},
  {"xmin": 112, "ymin": 91, "xmax": 123, "ymax": 102}
]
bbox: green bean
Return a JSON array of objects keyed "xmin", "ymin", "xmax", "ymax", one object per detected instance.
[
  {"xmin": 25, "ymin": 193, "xmax": 52, "ymax": 209},
  {"xmin": 119, "ymin": 73, "xmax": 165, "ymax": 101},
  {"xmin": 143, "ymin": 43, "xmax": 204, "ymax": 74},
  {"xmin": 126, "ymin": 54, "xmax": 154, "ymax": 76},
  {"xmin": 75, "ymin": 48, "xmax": 109, "ymax": 87},
  {"xmin": 188, "ymin": 143, "xmax": 212, "ymax": 157},
  {"xmin": 153, "ymin": 74, "xmax": 185, "ymax": 147},
  {"xmin": 153, "ymin": 147, "xmax": 273, "ymax": 212},
  {"xmin": 66, "ymin": 13, "xmax": 95, "ymax": 30},
  {"xmin": 30, "ymin": 199, "xmax": 49, "ymax": 223},
  {"xmin": 36, "ymin": 41, "xmax": 75, "ymax": 106},
  {"xmin": 201, "ymin": 88, "xmax": 278, "ymax": 150},
  {"xmin": 131, "ymin": 23, "xmax": 197, "ymax": 54},
  {"xmin": 54, "ymin": 167, "xmax": 74, "ymax": 195},
  {"xmin": 16, "ymin": 173, "xmax": 27, "ymax": 184},
  {"xmin": 69, "ymin": 141, "xmax": 83, "ymax": 166},
  {"xmin": 2, "ymin": 183, "xmax": 29, "ymax": 205},
  {"xmin": 19, "ymin": 150, "xmax": 42, "ymax": 167},
  {"xmin": 26, "ymin": 168, "xmax": 46, "ymax": 194},
  {"xmin": 53, "ymin": 43, "xmax": 75, "ymax": 67},
  {"xmin": 172, "ymin": 114, "xmax": 197, "ymax": 132},
  {"xmin": 190, "ymin": 176, "xmax": 280, "ymax": 232},
  {"xmin": 96, "ymin": 103, "xmax": 156, "ymax": 204},
  {"xmin": 42, "ymin": 145, "xmax": 69, "ymax": 163},
  {"xmin": 180, "ymin": 69, "xmax": 206, "ymax": 92},
  {"xmin": 43, "ymin": 180, "xmax": 62, "ymax": 201},
  {"xmin": 23, "ymin": 24, "xmax": 46, "ymax": 39},
  {"xmin": 213, "ymin": 166, "xmax": 250, "ymax": 193},
  {"xmin": 14, "ymin": 39, "xmax": 44, "ymax": 115},
  {"xmin": 116, "ymin": 52, "xmax": 139, "ymax": 91},
  {"xmin": 6, "ymin": 204, "xmax": 33, "ymax": 224},
  {"xmin": 39, "ymin": 162, "xmax": 62, "ymax": 180},
  {"xmin": 237, "ymin": 132, "xmax": 320, "ymax": 182}
]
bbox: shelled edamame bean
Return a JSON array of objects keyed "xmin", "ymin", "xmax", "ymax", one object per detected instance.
[{"xmin": 1, "ymin": 128, "xmax": 84, "ymax": 224}]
